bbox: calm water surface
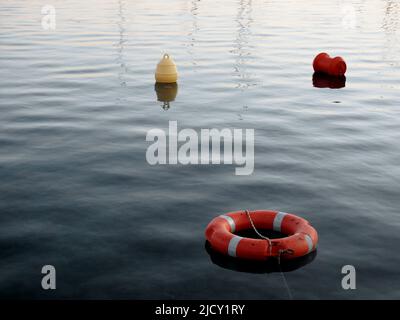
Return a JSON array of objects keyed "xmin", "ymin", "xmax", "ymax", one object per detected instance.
[{"xmin": 0, "ymin": 0, "xmax": 399, "ymax": 299}]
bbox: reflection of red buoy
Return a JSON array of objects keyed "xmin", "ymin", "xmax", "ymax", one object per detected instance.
[
  {"xmin": 312, "ymin": 72, "xmax": 346, "ymax": 89},
  {"xmin": 313, "ymin": 53, "xmax": 347, "ymax": 76}
]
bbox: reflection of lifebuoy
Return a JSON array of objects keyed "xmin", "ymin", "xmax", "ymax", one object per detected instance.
[
  {"xmin": 205, "ymin": 210, "xmax": 318, "ymax": 261},
  {"xmin": 205, "ymin": 241, "xmax": 317, "ymax": 273}
]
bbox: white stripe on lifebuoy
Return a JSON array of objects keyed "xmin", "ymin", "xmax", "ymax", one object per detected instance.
[
  {"xmin": 305, "ymin": 234, "xmax": 313, "ymax": 253},
  {"xmin": 273, "ymin": 211, "xmax": 287, "ymax": 232},
  {"xmin": 220, "ymin": 215, "xmax": 236, "ymax": 233},
  {"xmin": 227, "ymin": 235, "xmax": 242, "ymax": 257}
]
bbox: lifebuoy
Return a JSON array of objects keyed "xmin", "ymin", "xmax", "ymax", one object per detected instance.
[
  {"xmin": 205, "ymin": 210, "xmax": 318, "ymax": 260},
  {"xmin": 205, "ymin": 241, "xmax": 317, "ymax": 273}
]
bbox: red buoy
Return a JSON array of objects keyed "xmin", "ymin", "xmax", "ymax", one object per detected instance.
[{"xmin": 313, "ymin": 52, "xmax": 347, "ymax": 76}]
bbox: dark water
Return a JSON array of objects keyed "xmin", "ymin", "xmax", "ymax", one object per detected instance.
[{"xmin": 0, "ymin": 0, "xmax": 399, "ymax": 299}]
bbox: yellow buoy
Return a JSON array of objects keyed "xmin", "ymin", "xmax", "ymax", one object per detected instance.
[
  {"xmin": 155, "ymin": 83, "xmax": 178, "ymax": 110},
  {"xmin": 155, "ymin": 53, "xmax": 178, "ymax": 83}
]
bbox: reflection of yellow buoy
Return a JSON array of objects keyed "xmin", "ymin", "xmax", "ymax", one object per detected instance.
[
  {"xmin": 155, "ymin": 83, "xmax": 178, "ymax": 110},
  {"xmin": 155, "ymin": 53, "xmax": 178, "ymax": 83}
]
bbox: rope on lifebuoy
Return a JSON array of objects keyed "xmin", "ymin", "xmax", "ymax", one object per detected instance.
[
  {"xmin": 245, "ymin": 210, "xmax": 272, "ymax": 257},
  {"xmin": 245, "ymin": 209, "xmax": 293, "ymax": 300}
]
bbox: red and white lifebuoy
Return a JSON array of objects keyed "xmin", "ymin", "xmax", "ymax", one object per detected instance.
[{"xmin": 205, "ymin": 210, "xmax": 318, "ymax": 260}]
